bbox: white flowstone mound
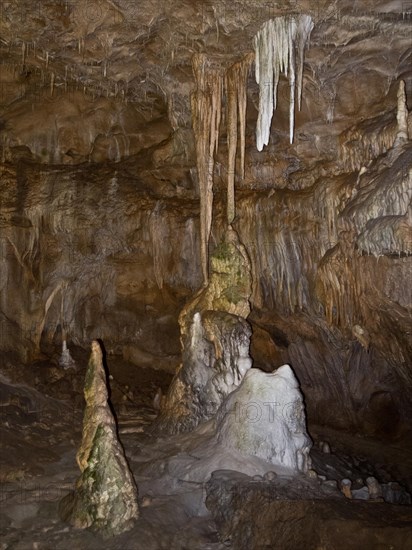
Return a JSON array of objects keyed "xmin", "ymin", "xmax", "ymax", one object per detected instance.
[
  {"xmin": 154, "ymin": 310, "xmax": 252, "ymax": 434},
  {"xmin": 215, "ymin": 365, "xmax": 312, "ymax": 473}
]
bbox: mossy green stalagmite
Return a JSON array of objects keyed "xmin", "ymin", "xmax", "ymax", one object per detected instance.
[
  {"xmin": 59, "ymin": 340, "xmax": 139, "ymax": 537},
  {"xmin": 154, "ymin": 227, "xmax": 253, "ymax": 434}
]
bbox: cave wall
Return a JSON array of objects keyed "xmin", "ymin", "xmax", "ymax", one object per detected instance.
[{"xmin": 1, "ymin": 0, "xmax": 411, "ymax": 439}]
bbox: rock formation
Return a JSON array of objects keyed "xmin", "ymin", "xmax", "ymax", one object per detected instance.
[
  {"xmin": 59, "ymin": 340, "xmax": 139, "ymax": 537},
  {"xmin": 191, "ymin": 53, "xmax": 223, "ymax": 285},
  {"xmin": 254, "ymin": 15, "xmax": 314, "ymax": 150},
  {"xmin": 216, "ymin": 364, "xmax": 312, "ymax": 473},
  {"xmin": 154, "ymin": 227, "xmax": 252, "ymax": 434},
  {"xmin": 58, "ymin": 340, "xmax": 76, "ymax": 369},
  {"xmin": 1, "ymin": 0, "xmax": 411, "ymax": 451},
  {"xmin": 395, "ymin": 80, "xmax": 409, "ymax": 146}
]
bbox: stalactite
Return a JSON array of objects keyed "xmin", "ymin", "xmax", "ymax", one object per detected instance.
[
  {"xmin": 254, "ymin": 15, "xmax": 313, "ymax": 151},
  {"xmin": 395, "ymin": 79, "xmax": 409, "ymax": 145},
  {"xmin": 191, "ymin": 53, "xmax": 223, "ymax": 285},
  {"xmin": 225, "ymin": 53, "xmax": 254, "ymax": 225}
]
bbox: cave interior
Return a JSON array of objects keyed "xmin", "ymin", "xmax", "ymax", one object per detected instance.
[{"xmin": 0, "ymin": 1, "xmax": 412, "ymax": 548}]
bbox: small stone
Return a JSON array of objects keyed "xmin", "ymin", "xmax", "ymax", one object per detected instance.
[
  {"xmin": 306, "ymin": 469, "xmax": 318, "ymax": 479},
  {"xmin": 252, "ymin": 475, "xmax": 263, "ymax": 481},
  {"xmin": 323, "ymin": 480, "xmax": 338, "ymax": 489},
  {"xmin": 264, "ymin": 471, "xmax": 277, "ymax": 481},
  {"xmin": 352, "ymin": 486, "xmax": 369, "ymax": 500},
  {"xmin": 340, "ymin": 478, "xmax": 352, "ymax": 499},
  {"xmin": 382, "ymin": 482, "xmax": 412, "ymax": 505},
  {"xmin": 141, "ymin": 495, "xmax": 152, "ymax": 507},
  {"xmin": 366, "ymin": 476, "xmax": 382, "ymax": 500},
  {"xmin": 322, "ymin": 441, "xmax": 331, "ymax": 454},
  {"xmin": 318, "ymin": 475, "xmax": 327, "ymax": 481}
]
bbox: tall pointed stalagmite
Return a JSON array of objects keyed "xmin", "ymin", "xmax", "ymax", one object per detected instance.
[{"xmin": 59, "ymin": 340, "xmax": 139, "ymax": 537}]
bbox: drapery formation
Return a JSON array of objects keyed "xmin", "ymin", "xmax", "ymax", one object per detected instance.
[{"xmin": 254, "ymin": 15, "xmax": 313, "ymax": 151}]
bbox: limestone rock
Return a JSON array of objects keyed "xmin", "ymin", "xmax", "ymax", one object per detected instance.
[
  {"xmin": 153, "ymin": 228, "xmax": 252, "ymax": 434},
  {"xmin": 206, "ymin": 471, "xmax": 412, "ymax": 550},
  {"xmin": 366, "ymin": 476, "xmax": 382, "ymax": 500},
  {"xmin": 215, "ymin": 364, "xmax": 312, "ymax": 473},
  {"xmin": 59, "ymin": 341, "xmax": 139, "ymax": 537}
]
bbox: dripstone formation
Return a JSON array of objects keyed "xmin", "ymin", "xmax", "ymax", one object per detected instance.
[
  {"xmin": 154, "ymin": 227, "xmax": 253, "ymax": 434},
  {"xmin": 59, "ymin": 340, "xmax": 139, "ymax": 537}
]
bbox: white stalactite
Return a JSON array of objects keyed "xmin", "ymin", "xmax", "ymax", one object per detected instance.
[{"xmin": 254, "ymin": 15, "xmax": 313, "ymax": 151}]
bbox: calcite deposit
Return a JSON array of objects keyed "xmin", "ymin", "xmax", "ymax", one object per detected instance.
[
  {"xmin": 59, "ymin": 341, "xmax": 139, "ymax": 537},
  {"xmin": 1, "ymin": 1, "xmax": 411, "ymax": 440},
  {"xmin": 154, "ymin": 227, "xmax": 253, "ymax": 434},
  {"xmin": 216, "ymin": 364, "xmax": 312, "ymax": 472}
]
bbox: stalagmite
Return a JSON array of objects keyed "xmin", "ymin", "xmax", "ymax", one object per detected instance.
[
  {"xmin": 59, "ymin": 341, "xmax": 139, "ymax": 537},
  {"xmin": 153, "ymin": 228, "xmax": 252, "ymax": 435},
  {"xmin": 254, "ymin": 15, "xmax": 313, "ymax": 151},
  {"xmin": 215, "ymin": 365, "xmax": 312, "ymax": 473},
  {"xmin": 394, "ymin": 80, "xmax": 409, "ymax": 146},
  {"xmin": 225, "ymin": 53, "xmax": 254, "ymax": 224},
  {"xmin": 191, "ymin": 53, "xmax": 223, "ymax": 284}
]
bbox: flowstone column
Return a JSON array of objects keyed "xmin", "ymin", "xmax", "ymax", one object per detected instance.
[
  {"xmin": 59, "ymin": 340, "xmax": 139, "ymax": 537},
  {"xmin": 153, "ymin": 227, "xmax": 253, "ymax": 435}
]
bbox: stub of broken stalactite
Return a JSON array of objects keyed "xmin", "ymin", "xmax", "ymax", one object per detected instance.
[
  {"xmin": 215, "ymin": 365, "xmax": 312, "ymax": 473},
  {"xmin": 153, "ymin": 228, "xmax": 252, "ymax": 435},
  {"xmin": 394, "ymin": 80, "xmax": 409, "ymax": 146},
  {"xmin": 59, "ymin": 340, "xmax": 76, "ymax": 369},
  {"xmin": 59, "ymin": 340, "xmax": 139, "ymax": 537}
]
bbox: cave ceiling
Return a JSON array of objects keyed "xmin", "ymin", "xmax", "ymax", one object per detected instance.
[{"xmin": 0, "ymin": 0, "xmax": 411, "ymax": 172}]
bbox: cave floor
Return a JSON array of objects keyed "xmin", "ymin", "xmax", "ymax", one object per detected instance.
[{"xmin": 1, "ymin": 350, "xmax": 411, "ymax": 549}]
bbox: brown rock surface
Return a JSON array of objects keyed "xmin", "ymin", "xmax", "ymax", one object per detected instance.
[
  {"xmin": 206, "ymin": 470, "xmax": 412, "ymax": 550},
  {"xmin": 0, "ymin": 0, "xmax": 411, "ymax": 445}
]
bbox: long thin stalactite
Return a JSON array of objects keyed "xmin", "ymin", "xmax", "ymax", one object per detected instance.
[
  {"xmin": 226, "ymin": 53, "xmax": 254, "ymax": 225},
  {"xmin": 191, "ymin": 53, "xmax": 223, "ymax": 285}
]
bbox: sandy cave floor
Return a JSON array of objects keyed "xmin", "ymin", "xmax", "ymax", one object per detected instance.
[{"xmin": 1, "ymin": 347, "xmax": 412, "ymax": 550}]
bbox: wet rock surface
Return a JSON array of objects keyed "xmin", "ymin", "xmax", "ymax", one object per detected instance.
[
  {"xmin": 205, "ymin": 470, "xmax": 412, "ymax": 550},
  {"xmin": 1, "ymin": 354, "xmax": 411, "ymax": 549}
]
